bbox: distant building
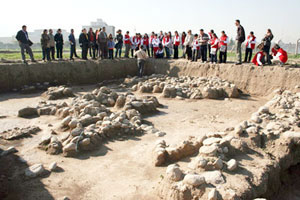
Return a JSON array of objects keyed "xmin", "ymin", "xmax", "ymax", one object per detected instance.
[{"xmin": 82, "ymin": 19, "xmax": 115, "ymax": 37}]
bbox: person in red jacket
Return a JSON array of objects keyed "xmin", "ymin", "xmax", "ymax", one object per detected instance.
[
  {"xmin": 244, "ymin": 31, "xmax": 256, "ymax": 63},
  {"xmin": 210, "ymin": 33, "xmax": 219, "ymax": 64},
  {"xmin": 219, "ymin": 31, "xmax": 229, "ymax": 63},
  {"xmin": 142, "ymin": 33, "xmax": 150, "ymax": 57},
  {"xmin": 271, "ymin": 44, "xmax": 288, "ymax": 66},
  {"xmin": 173, "ymin": 31, "xmax": 180, "ymax": 59},
  {"xmin": 124, "ymin": 31, "xmax": 131, "ymax": 58},
  {"xmin": 252, "ymin": 43, "xmax": 265, "ymax": 66}
]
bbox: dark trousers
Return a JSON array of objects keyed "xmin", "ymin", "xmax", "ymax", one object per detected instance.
[
  {"xmin": 244, "ymin": 48, "xmax": 253, "ymax": 62},
  {"xmin": 150, "ymin": 45, "xmax": 154, "ymax": 57},
  {"xmin": 42, "ymin": 47, "xmax": 50, "ymax": 61},
  {"xmin": 186, "ymin": 46, "xmax": 192, "ymax": 60},
  {"xmin": 192, "ymin": 49, "xmax": 199, "ymax": 61},
  {"xmin": 137, "ymin": 59, "xmax": 145, "ymax": 77},
  {"xmin": 165, "ymin": 47, "xmax": 170, "ymax": 58},
  {"xmin": 56, "ymin": 44, "xmax": 63, "ymax": 59},
  {"xmin": 219, "ymin": 51, "xmax": 227, "ymax": 63},
  {"xmin": 70, "ymin": 45, "xmax": 78, "ymax": 59},
  {"xmin": 200, "ymin": 45, "xmax": 207, "ymax": 62},
  {"xmin": 49, "ymin": 46, "xmax": 55, "ymax": 60},
  {"xmin": 208, "ymin": 44, "xmax": 211, "ymax": 59},
  {"xmin": 115, "ymin": 43, "xmax": 122, "ymax": 58},
  {"xmin": 174, "ymin": 45, "xmax": 179, "ymax": 59},
  {"xmin": 19, "ymin": 43, "xmax": 34, "ymax": 61},
  {"xmin": 264, "ymin": 45, "xmax": 271, "ymax": 64},
  {"xmin": 144, "ymin": 45, "xmax": 150, "ymax": 57},
  {"xmin": 99, "ymin": 42, "xmax": 108, "ymax": 59},
  {"xmin": 109, "ymin": 49, "xmax": 114, "ymax": 59},
  {"xmin": 211, "ymin": 52, "xmax": 218, "ymax": 63},
  {"xmin": 81, "ymin": 45, "xmax": 88, "ymax": 60},
  {"xmin": 89, "ymin": 44, "xmax": 96, "ymax": 59}
]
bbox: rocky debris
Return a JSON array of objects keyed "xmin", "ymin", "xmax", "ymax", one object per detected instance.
[
  {"xmin": 42, "ymin": 86, "xmax": 75, "ymax": 100},
  {"xmin": 18, "ymin": 107, "xmax": 38, "ymax": 118},
  {"xmin": 0, "ymin": 126, "xmax": 41, "ymax": 140},
  {"xmin": 37, "ymin": 86, "xmax": 162, "ymax": 157},
  {"xmin": 153, "ymin": 136, "xmax": 204, "ymax": 166},
  {"xmin": 158, "ymin": 90, "xmax": 300, "ymax": 200},
  {"xmin": 1, "ymin": 146, "xmax": 18, "ymax": 156},
  {"xmin": 25, "ymin": 164, "xmax": 45, "ymax": 178},
  {"xmin": 129, "ymin": 75, "xmax": 240, "ymax": 100}
]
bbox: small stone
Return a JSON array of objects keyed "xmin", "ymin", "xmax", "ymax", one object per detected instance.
[
  {"xmin": 227, "ymin": 159, "xmax": 238, "ymax": 171},
  {"xmin": 213, "ymin": 158, "xmax": 223, "ymax": 170},
  {"xmin": 1, "ymin": 146, "xmax": 18, "ymax": 156},
  {"xmin": 203, "ymin": 137, "xmax": 222, "ymax": 146},
  {"xmin": 234, "ymin": 125, "xmax": 243, "ymax": 135},
  {"xmin": 155, "ymin": 131, "xmax": 166, "ymax": 137},
  {"xmin": 166, "ymin": 164, "xmax": 183, "ymax": 181},
  {"xmin": 208, "ymin": 188, "xmax": 218, "ymax": 200},
  {"xmin": 49, "ymin": 162, "xmax": 57, "ymax": 171},
  {"xmin": 62, "ymin": 116, "xmax": 72, "ymax": 126},
  {"xmin": 258, "ymin": 106, "xmax": 269, "ymax": 114},
  {"xmin": 251, "ymin": 115, "xmax": 262, "ymax": 124},
  {"xmin": 25, "ymin": 164, "xmax": 45, "ymax": 178},
  {"xmin": 199, "ymin": 145, "xmax": 218, "ymax": 156},
  {"xmin": 18, "ymin": 107, "xmax": 38, "ymax": 118},
  {"xmin": 183, "ymin": 174, "xmax": 206, "ymax": 186},
  {"xmin": 202, "ymin": 170, "xmax": 225, "ymax": 184}
]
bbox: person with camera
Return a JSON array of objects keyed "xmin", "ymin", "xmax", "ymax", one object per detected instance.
[{"xmin": 16, "ymin": 25, "xmax": 36, "ymax": 64}]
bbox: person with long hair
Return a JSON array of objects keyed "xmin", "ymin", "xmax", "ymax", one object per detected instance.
[
  {"xmin": 142, "ymin": 33, "xmax": 150, "ymax": 57},
  {"xmin": 210, "ymin": 33, "xmax": 219, "ymax": 64},
  {"xmin": 262, "ymin": 29, "xmax": 274, "ymax": 65},
  {"xmin": 181, "ymin": 32, "xmax": 186, "ymax": 58},
  {"xmin": 173, "ymin": 31, "xmax": 180, "ymax": 59}
]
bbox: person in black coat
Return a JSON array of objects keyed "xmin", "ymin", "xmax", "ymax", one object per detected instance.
[
  {"xmin": 54, "ymin": 29, "xmax": 64, "ymax": 59},
  {"xmin": 15, "ymin": 25, "xmax": 36, "ymax": 64},
  {"xmin": 79, "ymin": 29, "xmax": 89, "ymax": 60},
  {"xmin": 262, "ymin": 29, "xmax": 274, "ymax": 65}
]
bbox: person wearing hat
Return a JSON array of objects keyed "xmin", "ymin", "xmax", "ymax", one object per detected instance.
[
  {"xmin": 115, "ymin": 29, "xmax": 123, "ymax": 58},
  {"xmin": 54, "ymin": 28, "xmax": 64, "ymax": 60},
  {"xmin": 252, "ymin": 43, "xmax": 265, "ymax": 66},
  {"xmin": 271, "ymin": 44, "xmax": 288, "ymax": 67}
]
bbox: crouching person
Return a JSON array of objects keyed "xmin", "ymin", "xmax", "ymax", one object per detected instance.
[
  {"xmin": 271, "ymin": 44, "xmax": 288, "ymax": 67},
  {"xmin": 134, "ymin": 45, "xmax": 148, "ymax": 77},
  {"xmin": 252, "ymin": 43, "xmax": 265, "ymax": 66}
]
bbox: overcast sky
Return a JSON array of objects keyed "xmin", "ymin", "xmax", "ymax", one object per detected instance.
[{"xmin": 0, "ymin": 0, "xmax": 299, "ymax": 43}]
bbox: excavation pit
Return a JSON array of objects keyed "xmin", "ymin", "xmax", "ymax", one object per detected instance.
[{"xmin": 1, "ymin": 59, "xmax": 300, "ymax": 200}]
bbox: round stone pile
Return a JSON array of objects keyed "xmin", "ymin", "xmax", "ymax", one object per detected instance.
[{"xmin": 37, "ymin": 86, "xmax": 162, "ymax": 157}]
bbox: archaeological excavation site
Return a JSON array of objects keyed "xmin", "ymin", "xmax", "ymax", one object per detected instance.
[{"xmin": 1, "ymin": 59, "xmax": 300, "ymax": 200}]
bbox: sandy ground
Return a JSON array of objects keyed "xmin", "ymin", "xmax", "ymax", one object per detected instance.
[{"xmin": 0, "ymin": 85, "xmax": 269, "ymax": 200}]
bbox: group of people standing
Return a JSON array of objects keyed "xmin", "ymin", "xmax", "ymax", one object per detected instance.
[{"xmin": 16, "ymin": 20, "xmax": 288, "ymax": 66}]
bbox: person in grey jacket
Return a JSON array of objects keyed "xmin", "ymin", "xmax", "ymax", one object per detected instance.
[
  {"xmin": 48, "ymin": 29, "xmax": 55, "ymax": 60},
  {"xmin": 198, "ymin": 29, "xmax": 209, "ymax": 62},
  {"xmin": 98, "ymin": 27, "xmax": 108, "ymax": 59},
  {"xmin": 235, "ymin": 19, "xmax": 245, "ymax": 65}
]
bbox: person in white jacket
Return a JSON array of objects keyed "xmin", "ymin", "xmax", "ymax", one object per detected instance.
[
  {"xmin": 184, "ymin": 30, "xmax": 193, "ymax": 60},
  {"xmin": 152, "ymin": 34, "xmax": 160, "ymax": 58}
]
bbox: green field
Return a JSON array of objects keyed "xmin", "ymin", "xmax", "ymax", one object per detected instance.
[{"xmin": 0, "ymin": 48, "xmax": 299, "ymax": 62}]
